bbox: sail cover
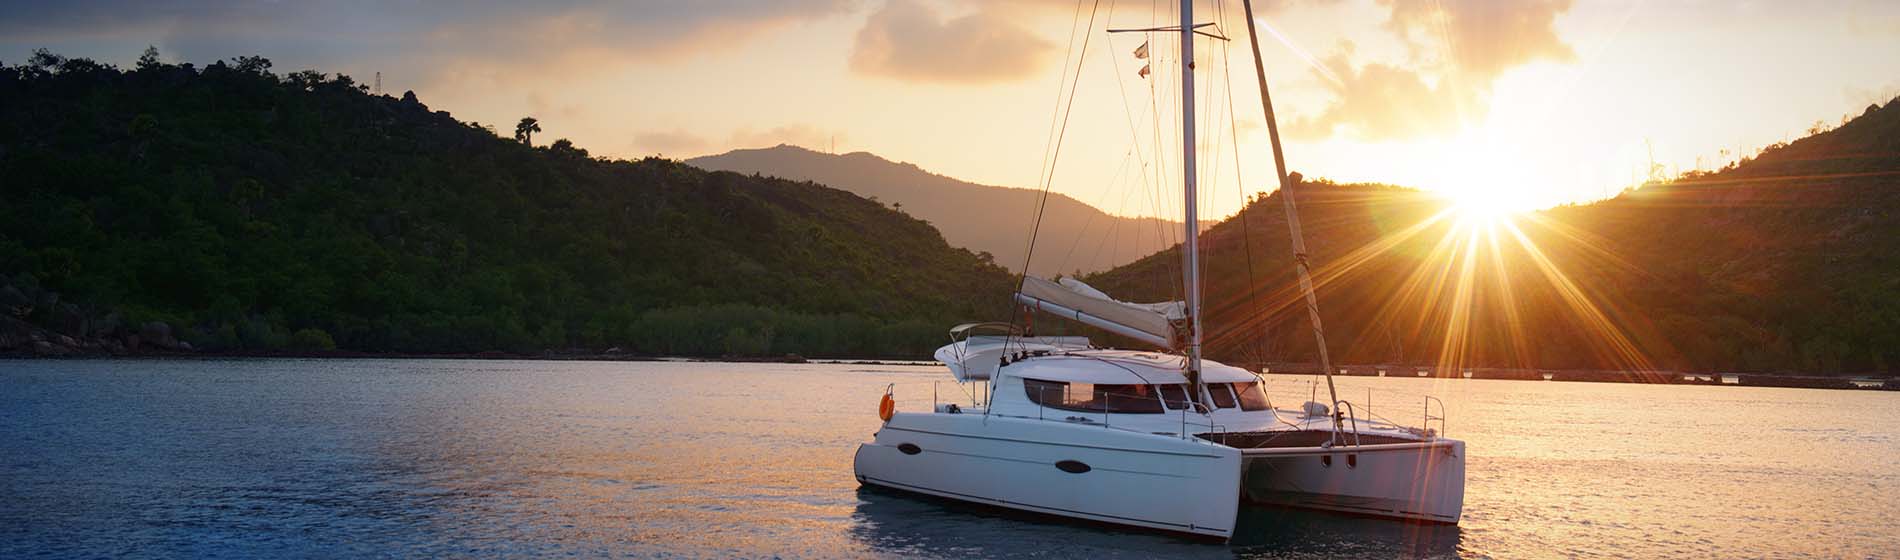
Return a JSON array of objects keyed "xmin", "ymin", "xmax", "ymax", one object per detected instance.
[{"xmin": 1015, "ymin": 276, "xmax": 1185, "ymax": 349}]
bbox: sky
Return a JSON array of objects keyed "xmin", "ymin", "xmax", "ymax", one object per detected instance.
[{"xmin": 5, "ymin": 0, "xmax": 1899, "ymax": 220}]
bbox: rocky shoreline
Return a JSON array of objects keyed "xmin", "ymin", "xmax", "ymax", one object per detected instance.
[{"xmin": 1, "ymin": 274, "xmax": 194, "ymax": 358}]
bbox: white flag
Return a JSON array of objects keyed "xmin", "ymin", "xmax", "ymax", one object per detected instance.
[
  {"xmin": 1138, "ymin": 63, "xmax": 1150, "ymax": 79},
  {"xmin": 1133, "ymin": 41, "xmax": 1149, "ymax": 59}
]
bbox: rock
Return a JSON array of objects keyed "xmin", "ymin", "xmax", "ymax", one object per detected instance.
[
  {"xmin": 32, "ymin": 339, "xmax": 70, "ymax": 356},
  {"xmin": 178, "ymin": 341, "xmax": 194, "ymax": 351},
  {"xmin": 96, "ymin": 312, "xmax": 122, "ymax": 337},
  {"xmin": 0, "ymin": 316, "xmax": 34, "ymax": 350},
  {"xmin": 56, "ymin": 334, "xmax": 78, "ymax": 347},
  {"xmin": 140, "ymin": 321, "xmax": 179, "ymax": 350},
  {"xmin": 52, "ymin": 303, "xmax": 88, "ymax": 337},
  {"xmin": 125, "ymin": 334, "xmax": 141, "ymax": 351},
  {"xmin": 0, "ymin": 284, "xmax": 29, "ymax": 311}
]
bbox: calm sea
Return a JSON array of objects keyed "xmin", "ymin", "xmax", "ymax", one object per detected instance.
[{"xmin": 1, "ymin": 359, "xmax": 1894, "ymax": 558}]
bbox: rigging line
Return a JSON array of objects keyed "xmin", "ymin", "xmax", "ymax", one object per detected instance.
[
  {"xmin": 1241, "ymin": 0, "xmax": 1339, "ymax": 430},
  {"xmin": 1029, "ymin": 0, "xmax": 1089, "ymax": 218},
  {"xmin": 1088, "ymin": 150, "xmax": 1146, "ymax": 276},
  {"xmin": 1142, "ymin": 0, "xmax": 1177, "ymax": 301},
  {"xmin": 1000, "ymin": 0, "xmax": 1093, "ymax": 402},
  {"xmin": 1217, "ymin": 0, "xmax": 1263, "ymax": 366},
  {"xmin": 1015, "ymin": 0, "xmax": 1102, "ymax": 297},
  {"xmin": 1057, "ymin": 148, "xmax": 1134, "ymax": 273},
  {"xmin": 1021, "ymin": 0, "xmax": 1104, "ymax": 276}
]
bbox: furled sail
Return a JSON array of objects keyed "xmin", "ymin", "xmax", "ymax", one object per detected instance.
[{"xmin": 1014, "ymin": 276, "xmax": 1184, "ymax": 349}]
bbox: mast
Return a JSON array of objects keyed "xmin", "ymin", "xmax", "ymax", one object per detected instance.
[
  {"xmin": 1179, "ymin": 0, "xmax": 1205, "ymax": 397},
  {"xmin": 1240, "ymin": 0, "xmax": 1340, "ymax": 424}
]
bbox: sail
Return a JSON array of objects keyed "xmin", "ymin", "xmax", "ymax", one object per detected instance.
[{"xmin": 1015, "ymin": 276, "xmax": 1184, "ymax": 349}]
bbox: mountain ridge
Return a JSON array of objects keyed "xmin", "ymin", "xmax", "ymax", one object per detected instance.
[
  {"xmin": 1081, "ymin": 99, "xmax": 1900, "ymax": 375},
  {"xmin": 688, "ymin": 145, "xmax": 1182, "ymax": 276},
  {"xmin": 0, "ymin": 51, "xmax": 1016, "ymax": 358}
]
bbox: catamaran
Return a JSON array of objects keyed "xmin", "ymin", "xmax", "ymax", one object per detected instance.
[{"xmin": 853, "ymin": 0, "xmax": 1464, "ymax": 540}]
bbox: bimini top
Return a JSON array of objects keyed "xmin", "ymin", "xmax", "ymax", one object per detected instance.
[
  {"xmin": 1015, "ymin": 276, "xmax": 1185, "ymax": 349},
  {"xmin": 998, "ymin": 349, "xmax": 1258, "ymax": 385}
]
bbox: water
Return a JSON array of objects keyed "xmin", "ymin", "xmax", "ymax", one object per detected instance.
[{"xmin": 1, "ymin": 359, "xmax": 1895, "ymax": 559}]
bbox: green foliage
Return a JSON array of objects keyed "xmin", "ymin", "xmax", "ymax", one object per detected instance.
[
  {"xmin": 290, "ymin": 328, "xmax": 337, "ymax": 351},
  {"xmin": 0, "ymin": 50, "xmax": 1015, "ymax": 358},
  {"xmin": 1087, "ymin": 100, "xmax": 1900, "ymax": 374}
]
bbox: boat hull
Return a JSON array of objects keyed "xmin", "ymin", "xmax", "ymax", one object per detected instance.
[
  {"xmin": 1238, "ymin": 440, "xmax": 1465, "ymax": 524},
  {"xmin": 854, "ymin": 412, "xmax": 1242, "ymax": 539}
]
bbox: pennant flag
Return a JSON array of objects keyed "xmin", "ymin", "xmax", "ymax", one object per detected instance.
[
  {"xmin": 1138, "ymin": 63, "xmax": 1150, "ymax": 79},
  {"xmin": 1133, "ymin": 41, "xmax": 1149, "ymax": 59}
]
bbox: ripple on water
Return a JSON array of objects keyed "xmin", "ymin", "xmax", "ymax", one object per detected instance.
[{"xmin": 1, "ymin": 359, "xmax": 1895, "ymax": 558}]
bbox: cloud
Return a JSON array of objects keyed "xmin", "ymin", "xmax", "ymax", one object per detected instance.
[
  {"xmin": 849, "ymin": 0, "xmax": 1052, "ymax": 84},
  {"xmin": 1292, "ymin": 0, "xmax": 1576, "ymax": 141},
  {"xmin": 1289, "ymin": 52, "xmax": 1465, "ymax": 140},
  {"xmin": 1381, "ymin": 0, "xmax": 1575, "ymax": 83},
  {"xmin": 0, "ymin": 1, "xmax": 856, "ymax": 80}
]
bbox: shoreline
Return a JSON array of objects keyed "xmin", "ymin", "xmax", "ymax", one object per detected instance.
[{"xmin": 1, "ymin": 350, "xmax": 1889, "ymax": 390}]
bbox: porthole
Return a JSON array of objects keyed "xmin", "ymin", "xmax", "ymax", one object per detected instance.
[
  {"xmin": 1346, "ymin": 454, "xmax": 1357, "ymax": 469},
  {"xmin": 1320, "ymin": 455, "xmax": 1332, "ymax": 468},
  {"xmin": 1055, "ymin": 460, "xmax": 1092, "ymax": 474},
  {"xmin": 897, "ymin": 443, "xmax": 922, "ymax": 455}
]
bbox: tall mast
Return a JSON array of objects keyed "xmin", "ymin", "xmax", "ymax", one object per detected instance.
[
  {"xmin": 1179, "ymin": 0, "xmax": 1204, "ymax": 394},
  {"xmin": 1240, "ymin": 0, "xmax": 1339, "ymax": 423}
]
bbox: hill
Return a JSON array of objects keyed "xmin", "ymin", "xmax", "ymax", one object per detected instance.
[
  {"xmin": 0, "ymin": 50, "xmax": 1015, "ymax": 358},
  {"xmin": 1083, "ymin": 100, "xmax": 1900, "ymax": 375},
  {"xmin": 688, "ymin": 145, "xmax": 1180, "ymax": 276}
]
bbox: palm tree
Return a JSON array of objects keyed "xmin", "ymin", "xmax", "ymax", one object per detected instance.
[{"xmin": 514, "ymin": 117, "xmax": 541, "ymax": 146}]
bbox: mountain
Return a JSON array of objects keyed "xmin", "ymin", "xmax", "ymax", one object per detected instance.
[
  {"xmin": 688, "ymin": 145, "xmax": 1180, "ymax": 276},
  {"xmin": 0, "ymin": 51, "xmax": 1015, "ymax": 358},
  {"xmin": 1084, "ymin": 99, "xmax": 1900, "ymax": 375}
]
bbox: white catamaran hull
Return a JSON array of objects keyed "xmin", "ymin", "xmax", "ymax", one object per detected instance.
[
  {"xmin": 1238, "ymin": 440, "xmax": 1465, "ymax": 523},
  {"xmin": 854, "ymin": 412, "xmax": 1242, "ymax": 539}
]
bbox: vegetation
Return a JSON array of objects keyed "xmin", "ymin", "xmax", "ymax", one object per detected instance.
[
  {"xmin": 1085, "ymin": 100, "xmax": 1900, "ymax": 375},
  {"xmin": 0, "ymin": 49, "xmax": 1015, "ymax": 358}
]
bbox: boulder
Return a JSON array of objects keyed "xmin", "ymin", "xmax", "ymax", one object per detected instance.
[
  {"xmin": 32, "ymin": 339, "xmax": 70, "ymax": 356},
  {"xmin": 140, "ymin": 321, "xmax": 180, "ymax": 350},
  {"xmin": 0, "ymin": 284, "xmax": 29, "ymax": 313},
  {"xmin": 52, "ymin": 303, "xmax": 88, "ymax": 337},
  {"xmin": 0, "ymin": 316, "xmax": 34, "ymax": 350},
  {"xmin": 96, "ymin": 312, "xmax": 123, "ymax": 337}
]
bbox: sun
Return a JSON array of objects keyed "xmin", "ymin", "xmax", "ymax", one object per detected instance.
[{"xmin": 1438, "ymin": 180, "xmax": 1528, "ymax": 227}]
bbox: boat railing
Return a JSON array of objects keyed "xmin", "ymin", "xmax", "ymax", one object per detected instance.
[
  {"xmin": 1331, "ymin": 400, "xmax": 1363, "ymax": 447},
  {"xmin": 1424, "ymin": 395, "xmax": 1447, "ymax": 437}
]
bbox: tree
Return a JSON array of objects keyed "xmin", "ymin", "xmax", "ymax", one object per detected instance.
[
  {"xmin": 515, "ymin": 117, "xmax": 541, "ymax": 146},
  {"xmin": 137, "ymin": 46, "xmax": 161, "ymax": 71}
]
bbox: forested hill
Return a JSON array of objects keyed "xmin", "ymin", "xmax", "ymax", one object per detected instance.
[
  {"xmin": 688, "ymin": 145, "xmax": 1180, "ymax": 276},
  {"xmin": 0, "ymin": 51, "xmax": 1015, "ymax": 357},
  {"xmin": 1085, "ymin": 99, "xmax": 1900, "ymax": 375}
]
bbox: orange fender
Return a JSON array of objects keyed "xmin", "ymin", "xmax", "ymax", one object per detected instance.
[{"xmin": 878, "ymin": 393, "xmax": 895, "ymax": 422}]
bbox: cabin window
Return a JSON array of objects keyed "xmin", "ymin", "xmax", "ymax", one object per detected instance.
[
  {"xmin": 1207, "ymin": 383, "xmax": 1238, "ymax": 409},
  {"xmin": 1157, "ymin": 384, "xmax": 1190, "ymax": 410},
  {"xmin": 1233, "ymin": 381, "xmax": 1271, "ymax": 411},
  {"xmin": 1022, "ymin": 379, "xmax": 1164, "ymax": 414}
]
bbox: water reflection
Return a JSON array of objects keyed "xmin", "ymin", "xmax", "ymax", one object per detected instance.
[
  {"xmin": 851, "ymin": 487, "xmax": 1462, "ymax": 559},
  {"xmin": 4, "ymin": 359, "xmax": 1896, "ymax": 558}
]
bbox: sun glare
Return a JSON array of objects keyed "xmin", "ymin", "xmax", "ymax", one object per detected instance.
[{"xmin": 1439, "ymin": 180, "xmax": 1528, "ymax": 227}]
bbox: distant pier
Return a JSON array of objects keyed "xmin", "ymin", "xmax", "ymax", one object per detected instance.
[{"xmin": 1253, "ymin": 362, "xmax": 1893, "ymax": 391}]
